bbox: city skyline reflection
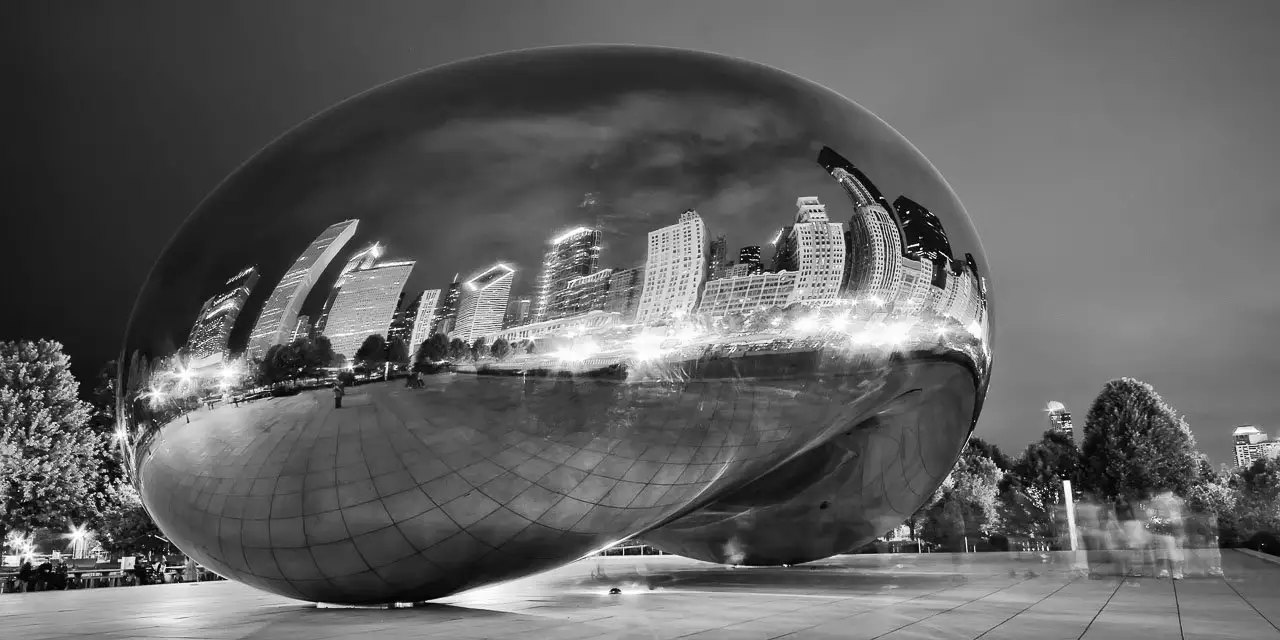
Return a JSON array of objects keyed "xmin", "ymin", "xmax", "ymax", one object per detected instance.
[{"xmin": 118, "ymin": 45, "xmax": 993, "ymax": 605}]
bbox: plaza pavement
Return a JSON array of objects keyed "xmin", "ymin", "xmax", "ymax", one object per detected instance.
[{"xmin": 2, "ymin": 550, "xmax": 1277, "ymax": 639}]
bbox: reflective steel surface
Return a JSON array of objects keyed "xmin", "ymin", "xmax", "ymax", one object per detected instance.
[{"xmin": 118, "ymin": 45, "xmax": 993, "ymax": 605}]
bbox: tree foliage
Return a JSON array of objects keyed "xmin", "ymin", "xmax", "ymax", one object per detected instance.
[
  {"xmin": 416, "ymin": 334, "xmax": 449, "ymax": 364},
  {"xmin": 447, "ymin": 338, "xmax": 468, "ymax": 361},
  {"xmin": 1080, "ymin": 378, "xmax": 1199, "ymax": 505},
  {"xmin": 0, "ymin": 340, "xmax": 106, "ymax": 537},
  {"xmin": 490, "ymin": 338, "xmax": 512, "ymax": 361},
  {"xmin": 999, "ymin": 430, "xmax": 1081, "ymax": 539},
  {"xmin": 920, "ymin": 441, "xmax": 1004, "ymax": 549},
  {"xmin": 354, "ymin": 334, "xmax": 388, "ymax": 369},
  {"xmin": 97, "ymin": 483, "xmax": 166, "ymax": 557},
  {"xmin": 386, "ymin": 337, "xmax": 410, "ymax": 367}
]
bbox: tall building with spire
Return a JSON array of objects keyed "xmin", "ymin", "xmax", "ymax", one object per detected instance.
[
  {"xmin": 185, "ymin": 266, "xmax": 260, "ymax": 369},
  {"xmin": 453, "ymin": 263, "xmax": 516, "ymax": 342},
  {"xmin": 246, "ymin": 219, "xmax": 359, "ymax": 358},
  {"xmin": 535, "ymin": 227, "xmax": 601, "ymax": 321},
  {"xmin": 635, "ymin": 210, "xmax": 707, "ymax": 325},
  {"xmin": 434, "ymin": 275, "xmax": 463, "ymax": 336},
  {"xmin": 817, "ymin": 147, "xmax": 904, "ymax": 302},
  {"xmin": 321, "ymin": 243, "xmax": 415, "ymax": 360},
  {"xmin": 1046, "ymin": 401, "xmax": 1074, "ymax": 438}
]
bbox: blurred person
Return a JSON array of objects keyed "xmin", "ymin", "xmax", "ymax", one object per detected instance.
[
  {"xmin": 332, "ymin": 381, "xmax": 344, "ymax": 409},
  {"xmin": 1185, "ymin": 509, "xmax": 1224, "ymax": 577},
  {"xmin": 184, "ymin": 555, "xmax": 198, "ymax": 583},
  {"xmin": 17, "ymin": 560, "xmax": 33, "ymax": 593},
  {"xmin": 1147, "ymin": 491, "xmax": 1186, "ymax": 579},
  {"xmin": 1119, "ymin": 500, "xmax": 1153, "ymax": 577},
  {"xmin": 1076, "ymin": 496, "xmax": 1107, "ymax": 578}
]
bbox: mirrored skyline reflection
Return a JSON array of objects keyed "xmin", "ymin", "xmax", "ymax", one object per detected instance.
[{"xmin": 120, "ymin": 46, "xmax": 992, "ymax": 605}]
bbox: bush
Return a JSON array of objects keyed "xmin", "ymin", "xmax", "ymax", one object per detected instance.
[{"xmin": 1244, "ymin": 531, "xmax": 1280, "ymax": 557}]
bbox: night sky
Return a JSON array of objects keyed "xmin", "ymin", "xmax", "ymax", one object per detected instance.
[{"xmin": 4, "ymin": 0, "xmax": 1278, "ymax": 466}]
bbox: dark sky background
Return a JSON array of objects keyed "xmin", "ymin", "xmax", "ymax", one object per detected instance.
[{"xmin": 4, "ymin": 0, "xmax": 1278, "ymax": 466}]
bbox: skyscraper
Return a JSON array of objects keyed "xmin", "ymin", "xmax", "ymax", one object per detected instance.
[
  {"xmin": 1046, "ymin": 401, "xmax": 1074, "ymax": 438},
  {"xmin": 605, "ymin": 266, "xmax": 645, "ymax": 321},
  {"xmin": 408, "ymin": 289, "xmax": 441, "ymax": 355},
  {"xmin": 818, "ymin": 148, "xmax": 903, "ymax": 301},
  {"xmin": 635, "ymin": 210, "xmax": 707, "ymax": 324},
  {"xmin": 514, "ymin": 297, "xmax": 532, "ymax": 325},
  {"xmin": 779, "ymin": 197, "xmax": 846, "ymax": 308},
  {"xmin": 1233, "ymin": 426, "xmax": 1280, "ymax": 468},
  {"xmin": 388, "ymin": 291, "xmax": 419, "ymax": 346},
  {"xmin": 562, "ymin": 269, "xmax": 613, "ymax": 316},
  {"xmin": 535, "ymin": 227, "xmax": 601, "ymax": 321},
  {"xmin": 291, "ymin": 314, "xmax": 311, "ymax": 342},
  {"xmin": 322, "ymin": 248, "xmax": 415, "ymax": 360},
  {"xmin": 184, "ymin": 266, "xmax": 260, "ymax": 369},
  {"xmin": 453, "ymin": 263, "xmax": 516, "ymax": 342},
  {"xmin": 894, "ymin": 195, "xmax": 953, "ymax": 288},
  {"xmin": 738, "ymin": 246, "xmax": 764, "ymax": 275},
  {"xmin": 246, "ymin": 219, "xmax": 358, "ymax": 358},
  {"xmin": 708, "ymin": 235, "xmax": 728, "ymax": 281},
  {"xmin": 435, "ymin": 275, "xmax": 462, "ymax": 336},
  {"xmin": 315, "ymin": 242, "xmax": 383, "ymax": 335}
]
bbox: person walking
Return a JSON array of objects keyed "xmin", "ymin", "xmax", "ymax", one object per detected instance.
[{"xmin": 332, "ymin": 381, "xmax": 344, "ymax": 409}]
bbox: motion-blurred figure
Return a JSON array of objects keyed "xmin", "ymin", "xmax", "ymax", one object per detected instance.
[
  {"xmin": 1147, "ymin": 491, "xmax": 1185, "ymax": 579},
  {"xmin": 1185, "ymin": 508, "xmax": 1225, "ymax": 577},
  {"xmin": 1119, "ymin": 500, "xmax": 1153, "ymax": 577}
]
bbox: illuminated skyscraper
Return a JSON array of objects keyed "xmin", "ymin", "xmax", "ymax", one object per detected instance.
[
  {"xmin": 739, "ymin": 246, "xmax": 764, "ymax": 275},
  {"xmin": 388, "ymin": 291, "xmax": 418, "ymax": 346},
  {"xmin": 512, "ymin": 297, "xmax": 533, "ymax": 326},
  {"xmin": 780, "ymin": 197, "xmax": 846, "ymax": 308},
  {"xmin": 894, "ymin": 195, "xmax": 953, "ymax": 288},
  {"xmin": 435, "ymin": 275, "xmax": 462, "ymax": 336},
  {"xmin": 818, "ymin": 148, "xmax": 904, "ymax": 303},
  {"xmin": 184, "ymin": 266, "xmax": 260, "ymax": 369},
  {"xmin": 535, "ymin": 227, "xmax": 601, "ymax": 321},
  {"xmin": 291, "ymin": 314, "xmax": 312, "ymax": 342},
  {"xmin": 708, "ymin": 235, "xmax": 728, "ymax": 281},
  {"xmin": 606, "ymin": 266, "xmax": 645, "ymax": 321},
  {"xmin": 1046, "ymin": 401, "xmax": 1074, "ymax": 438},
  {"xmin": 636, "ymin": 210, "xmax": 707, "ymax": 324},
  {"xmin": 322, "ymin": 245, "xmax": 415, "ymax": 360},
  {"xmin": 1233, "ymin": 426, "xmax": 1280, "ymax": 469},
  {"xmin": 453, "ymin": 263, "xmax": 516, "ymax": 342},
  {"xmin": 407, "ymin": 289, "xmax": 441, "ymax": 354},
  {"xmin": 562, "ymin": 269, "xmax": 613, "ymax": 316},
  {"xmin": 246, "ymin": 219, "xmax": 358, "ymax": 358}
]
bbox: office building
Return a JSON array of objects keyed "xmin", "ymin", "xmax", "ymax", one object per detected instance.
[
  {"xmin": 779, "ymin": 197, "xmax": 846, "ymax": 308},
  {"xmin": 635, "ymin": 210, "xmax": 707, "ymax": 325},
  {"xmin": 1046, "ymin": 401, "xmax": 1074, "ymax": 438},
  {"xmin": 738, "ymin": 246, "xmax": 764, "ymax": 275},
  {"xmin": 708, "ymin": 235, "xmax": 728, "ymax": 281},
  {"xmin": 534, "ymin": 227, "xmax": 601, "ymax": 321},
  {"xmin": 817, "ymin": 148, "xmax": 903, "ymax": 302},
  {"xmin": 894, "ymin": 195, "xmax": 953, "ymax": 287},
  {"xmin": 184, "ymin": 266, "xmax": 260, "ymax": 369},
  {"xmin": 605, "ymin": 266, "xmax": 645, "ymax": 322},
  {"xmin": 1233, "ymin": 426, "xmax": 1280, "ymax": 469},
  {"xmin": 453, "ymin": 263, "xmax": 516, "ymax": 343},
  {"xmin": 388, "ymin": 291, "xmax": 418, "ymax": 346},
  {"xmin": 435, "ymin": 276, "xmax": 462, "ymax": 336},
  {"xmin": 291, "ymin": 314, "xmax": 311, "ymax": 343},
  {"xmin": 246, "ymin": 219, "xmax": 358, "ymax": 358},
  {"xmin": 696, "ymin": 271, "xmax": 797, "ymax": 317},
  {"xmin": 561, "ymin": 268, "xmax": 613, "ymax": 316},
  {"xmin": 407, "ymin": 289, "xmax": 441, "ymax": 354},
  {"xmin": 322, "ymin": 246, "xmax": 415, "ymax": 360}
]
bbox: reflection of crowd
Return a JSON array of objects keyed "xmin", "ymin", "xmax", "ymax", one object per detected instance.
[{"xmin": 1075, "ymin": 491, "xmax": 1223, "ymax": 579}]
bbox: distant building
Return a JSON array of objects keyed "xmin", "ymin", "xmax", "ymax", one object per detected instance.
[
  {"xmin": 635, "ymin": 210, "xmax": 707, "ymax": 325},
  {"xmin": 407, "ymin": 289, "xmax": 441, "ymax": 354},
  {"xmin": 738, "ymin": 246, "xmax": 764, "ymax": 275},
  {"xmin": 708, "ymin": 235, "xmax": 728, "ymax": 281},
  {"xmin": 535, "ymin": 227, "xmax": 601, "ymax": 321},
  {"xmin": 387, "ymin": 292, "xmax": 413, "ymax": 345},
  {"xmin": 605, "ymin": 266, "xmax": 645, "ymax": 321},
  {"xmin": 434, "ymin": 275, "xmax": 462, "ymax": 336},
  {"xmin": 894, "ymin": 195, "xmax": 954, "ymax": 288},
  {"xmin": 322, "ymin": 245, "xmax": 415, "ymax": 360},
  {"xmin": 453, "ymin": 263, "xmax": 516, "ymax": 343},
  {"xmin": 561, "ymin": 269, "xmax": 613, "ymax": 317},
  {"xmin": 246, "ymin": 219, "xmax": 358, "ymax": 358},
  {"xmin": 184, "ymin": 266, "xmax": 260, "ymax": 369},
  {"xmin": 696, "ymin": 271, "xmax": 797, "ymax": 317},
  {"xmin": 291, "ymin": 314, "xmax": 312, "ymax": 343},
  {"xmin": 1233, "ymin": 425, "xmax": 1280, "ymax": 468},
  {"xmin": 486, "ymin": 310, "xmax": 621, "ymax": 344},
  {"xmin": 779, "ymin": 197, "xmax": 845, "ymax": 308},
  {"xmin": 1046, "ymin": 401, "xmax": 1074, "ymax": 438},
  {"xmin": 818, "ymin": 147, "xmax": 903, "ymax": 302}
]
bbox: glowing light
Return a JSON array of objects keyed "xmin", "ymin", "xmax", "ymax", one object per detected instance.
[
  {"xmin": 630, "ymin": 334, "xmax": 665, "ymax": 361},
  {"xmin": 793, "ymin": 315, "xmax": 820, "ymax": 333},
  {"xmin": 550, "ymin": 226, "xmax": 595, "ymax": 245},
  {"xmin": 829, "ymin": 315, "xmax": 849, "ymax": 331}
]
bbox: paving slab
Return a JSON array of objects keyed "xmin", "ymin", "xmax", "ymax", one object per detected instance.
[{"xmin": 1, "ymin": 550, "xmax": 1276, "ymax": 639}]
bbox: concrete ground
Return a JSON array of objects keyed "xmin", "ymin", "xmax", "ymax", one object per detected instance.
[{"xmin": 2, "ymin": 551, "xmax": 1276, "ymax": 640}]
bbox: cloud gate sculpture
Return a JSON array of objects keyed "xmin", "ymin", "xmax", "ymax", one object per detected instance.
[{"xmin": 118, "ymin": 45, "xmax": 993, "ymax": 605}]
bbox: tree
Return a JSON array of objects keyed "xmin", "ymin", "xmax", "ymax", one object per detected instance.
[
  {"xmin": 999, "ymin": 430, "xmax": 1081, "ymax": 539},
  {"xmin": 524, "ymin": 340, "xmax": 538, "ymax": 355},
  {"xmin": 306, "ymin": 336, "xmax": 338, "ymax": 369},
  {"xmin": 968, "ymin": 437, "xmax": 1012, "ymax": 472},
  {"xmin": 491, "ymin": 338, "xmax": 512, "ymax": 361},
  {"xmin": 0, "ymin": 340, "xmax": 106, "ymax": 538},
  {"xmin": 387, "ymin": 337, "xmax": 410, "ymax": 367},
  {"xmin": 354, "ymin": 334, "xmax": 388, "ymax": 370},
  {"xmin": 447, "ymin": 338, "xmax": 468, "ymax": 361},
  {"xmin": 471, "ymin": 337, "xmax": 488, "ymax": 362},
  {"xmin": 1233, "ymin": 456, "xmax": 1280, "ymax": 539},
  {"xmin": 1079, "ymin": 378, "xmax": 1199, "ymax": 508},
  {"xmin": 921, "ymin": 443, "xmax": 1004, "ymax": 550},
  {"xmin": 97, "ymin": 483, "xmax": 166, "ymax": 558},
  {"xmin": 417, "ymin": 334, "xmax": 449, "ymax": 364}
]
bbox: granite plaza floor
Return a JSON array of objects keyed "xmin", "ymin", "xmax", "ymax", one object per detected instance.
[{"xmin": 3, "ymin": 551, "xmax": 1277, "ymax": 640}]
